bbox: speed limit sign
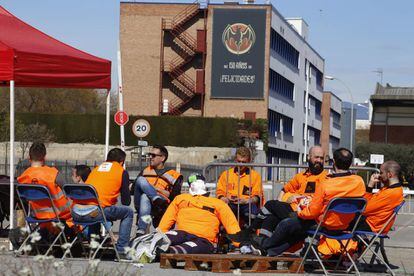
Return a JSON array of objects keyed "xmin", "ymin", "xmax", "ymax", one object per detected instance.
[{"xmin": 132, "ymin": 119, "xmax": 151, "ymax": 138}]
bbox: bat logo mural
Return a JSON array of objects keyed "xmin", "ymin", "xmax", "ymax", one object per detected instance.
[{"xmin": 222, "ymin": 23, "xmax": 256, "ymax": 55}]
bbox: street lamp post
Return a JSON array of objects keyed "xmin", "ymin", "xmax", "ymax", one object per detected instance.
[
  {"xmin": 303, "ymin": 63, "xmax": 311, "ymax": 163},
  {"xmin": 325, "ymin": 76, "xmax": 354, "ymax": 152}
]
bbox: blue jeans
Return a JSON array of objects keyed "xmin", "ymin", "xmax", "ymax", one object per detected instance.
[
  {"xmin": 72, "ymin": 205, "xmax": 134, "ymax": 253},
  {"xmin": 134, "ymin": 176, "xmax": 163, "ymax": 231}
]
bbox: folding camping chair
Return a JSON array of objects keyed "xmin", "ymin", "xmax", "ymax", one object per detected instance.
[
  {"xmin": 16, "ymin": 184, "xmax": 72, "ymax": 257},
  {"xmin": 62, "ymin": 184, "xmax": 120, "ymax": 261},
  {"xmin": 349, "ymin": 200, "xmax": 405, "ymax": 276},
  {"xmin": 297, "ymin": 197, "xmax": 367, "ymax": 275}
]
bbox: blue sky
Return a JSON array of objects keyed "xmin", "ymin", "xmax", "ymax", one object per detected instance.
[{"xmin": 1, "ymin": 0, "xmax": 413, "ymax": 103}]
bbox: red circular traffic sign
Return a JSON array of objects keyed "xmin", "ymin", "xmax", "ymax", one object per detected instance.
[{"xmin": 114, "ymin": 111, "xmax": 129, "ymax": 126}]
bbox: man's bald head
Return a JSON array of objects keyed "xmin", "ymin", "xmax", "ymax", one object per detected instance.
[
  {"xmin": 381, "ymin": 160, "xmax": 401, "ymax": 179},
  {"xmin": 309, "ymin": 146, "xmax": 324, "ymax": 159}
]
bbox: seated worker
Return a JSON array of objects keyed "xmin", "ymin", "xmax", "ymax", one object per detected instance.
[
  {"xmin": 216, "ymin": 147, "xmax": 263, "ymax": 226},
  {"xmin": 158, "ymin": 174, "xmax": 241, "ymax": 254},
  {"xmin": 17, "ymin": 142, "xmax": 75, "ymax": 235},
  {"xmin": 249, "ymin": 148, "xmax": 366, "ymax": 256},
  {"xmin": 71, "ymin": 164, "xmax": 91, "ymax": 184},
  {"xmin": 231, "ymin": 146, "xmax": 327, "ymax": 241},
  {"xmin": 354, "ymin": 160, "xmax": 404, "ymax": 233},
  {"xmin": 75, "ymin": 148, "xmax": 133, "ymax": 256},
  {"xmin": 317, "ymin": 160, "xmax": 404, "ymax": 258},
  {"xmin": 133, "ymin": 145, "xmax": 183, "ymax": 237}
]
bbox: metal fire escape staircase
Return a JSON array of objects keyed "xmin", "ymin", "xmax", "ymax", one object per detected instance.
[{"xmin": 161, "ymin": 3, "xmax": 202, "ymax": 115}]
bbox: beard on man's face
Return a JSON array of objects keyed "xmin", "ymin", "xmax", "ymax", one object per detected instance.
[{"xmin": 308, "ymin": 160, "xmax": 324, "ymax": 175}]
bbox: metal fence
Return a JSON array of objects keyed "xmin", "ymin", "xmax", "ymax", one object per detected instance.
[
  {"xmin": 203, "ymin": 162, "xmax": 414, "ymax": 215},
  {"xmin": 4, "ymin": 160, "xmax": 413, "ymax": 215}
]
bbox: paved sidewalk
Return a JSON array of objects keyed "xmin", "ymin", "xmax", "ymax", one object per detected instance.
[{"xmin": 1, "ymin": 214, "xmax": 412, "ymax": 275}]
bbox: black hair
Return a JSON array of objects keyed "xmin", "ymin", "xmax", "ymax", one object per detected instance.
[
  {"xmin": 29, "ymin": 142, "xmax": 46, "ymax": 162},
  {"xmin": 153, "ymin": 145, "xmax": 168, "ymax": 163},
  {"xmin": 106, "ymin": 148, "xmax": 126, "ymax": 163},
  {"xmin": 74, "ymin": 165, "xmax": 91, "ymax": 182},
  {"xmin": 333, "ymin": 147, "xmax": 353, "ymax": 170}
]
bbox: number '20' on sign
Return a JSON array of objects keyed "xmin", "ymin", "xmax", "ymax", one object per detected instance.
[{"xmin": 132, "ymin": 119, "xmax": 151, "ymax": 138}]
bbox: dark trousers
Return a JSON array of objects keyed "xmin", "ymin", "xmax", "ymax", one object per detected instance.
[
  {"xmin": 262, "ymin": 217, "xmax": 315, "ymax": 251},
  {"xmin": 166, "ymin": 230, "xmax": 214, "ymax": 254},
  {"xmin": 351, "ymin": 215, "xmax": 373, "ymax": 232},
  {"xmin": 251, "ymin": 200, "xmax": 294, "ymax": 237}
]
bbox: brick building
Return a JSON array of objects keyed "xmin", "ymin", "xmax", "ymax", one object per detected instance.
[
  {"xmin": 370, "ymin": 83, "xmax": 414, "ymax": 144},
  {"xmin": 120, "ymin": 1, "xmax": 336, "ymax": 164}
]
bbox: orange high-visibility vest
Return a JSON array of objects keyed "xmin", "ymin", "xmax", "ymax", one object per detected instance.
[
  {"xmin": 158, "ymin": 194, "xmax": 241, "ymax": 243},
  {"xmin": 18, "ymin": 166, "xmax": 71, "ymax": 221},
  {"xmin": 142, "ymin": 166, "xmax": 181, "ymax": 201},
  {"xmin": 85, "ymin": 161, "xmax": 124, "ymax": 207},
  {"xmin": 216, "ymin": 167, "xmax": 263, "ymax": 202}
]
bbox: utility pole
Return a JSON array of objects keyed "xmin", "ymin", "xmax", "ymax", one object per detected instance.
[{"xmin": 373, "ymin": 68, "xmax": 383, "ymax": 85}]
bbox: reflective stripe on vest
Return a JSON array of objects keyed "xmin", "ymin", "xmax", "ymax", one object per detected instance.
[
  {"xmin": 142, "ymin": 167, "xmax": 180, "ymax": 190},
  {"xmin": 32, "ymin": 200, "xmax": 71, "ymax": 215}
]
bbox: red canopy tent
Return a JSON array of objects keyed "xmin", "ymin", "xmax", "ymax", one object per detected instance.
[
  {"xmin": 0, "ymin": 6, "xmax": 111, "ymax": 88},
  {"xmin": 0, "ymin": 5, "xmax": 112, "ymax": 233}
]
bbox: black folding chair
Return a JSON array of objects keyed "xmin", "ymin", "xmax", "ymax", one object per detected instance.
[
  {"xmin": 62, "ymin": 184, "xmax": 120, "ymax": 261},
  {"xmin": 298, "ymin": 197, "xmax": 367, "ymax": 275},
  {"xmin": 16, "ymin": 184, "xmax": 71, "ymax": 257}
]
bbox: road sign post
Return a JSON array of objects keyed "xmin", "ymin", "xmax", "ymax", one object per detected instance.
[
  {"xmin": 114, "ymin": 111, "xmax": 129, "ymax": 126},
  {"xmin": 132, "ymin": 119, "xmax": 151, "ymax": 172}
]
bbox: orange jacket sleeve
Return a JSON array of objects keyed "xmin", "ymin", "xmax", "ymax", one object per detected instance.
[
  {"xmin": 216, "ymin": 171, "xmax": 227, "ymax": 198},
  {"xmin": 216, "ymin": 201, "xmax": 241, "ymax": 235},
  {"xmin": 298, "ymin": 181, "xmax": 324, "ymax": 220},
  {"xmin": 283, "ymin": 174, "xmax": 301, "ymax": 194},
  {"xmin": 158, "ymin": 197, "xmax": 179, "ymax": 232},
  {"xmin": 363, "ymin": 191, "xmax": 389, "ymax": 217}
]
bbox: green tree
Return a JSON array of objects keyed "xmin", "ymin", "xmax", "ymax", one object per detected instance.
[
  {"xmin": 0, "ymin": 87, "xmax": 109, "ymax": 114},
  {"xmin": 356, "ymin": 142, "xmax": 414, "ymax": 176},
  {"xmin": 0, "ymin": 114, "xmax": 55, "ymax": 160}
]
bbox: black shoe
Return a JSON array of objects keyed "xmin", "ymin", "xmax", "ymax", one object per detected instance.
[
  {"xmin": 153, "ymin": 198, "xmax": 168, "ymax": 210},
  {"xmin": 117, "ymin": 252, "xmax": 132, "ymax": 262},
  {"xmin": 227, "ymin": 228, "xmax": 253, "ymax": 243},
  {"xmin": 250, "ymin": 235, "xmax": 267, "ymax": 256}
]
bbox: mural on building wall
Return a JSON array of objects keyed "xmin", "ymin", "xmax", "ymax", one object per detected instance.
[{"xmin": 211, "ymin": 8, "xmax": 266, "ymax": 99}]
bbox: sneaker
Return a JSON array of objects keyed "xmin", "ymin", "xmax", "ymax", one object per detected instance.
[
  {"xmin": 250, "ymin": 235, "xmax": 267, "ymax": 256},
  {"xmin": 240, "ymin": 245, "xmax": 253, "ymax": 254},
  {"xmin": 117, "ymin": 252, "xmax": 133, "ymax": 262}
]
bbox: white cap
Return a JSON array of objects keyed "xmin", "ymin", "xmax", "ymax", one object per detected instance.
[{"xmin": 189, "ymin": 179, "xmax": 207, "ymax": 196}]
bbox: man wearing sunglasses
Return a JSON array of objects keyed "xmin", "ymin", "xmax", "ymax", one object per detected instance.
[
  {"xmin": 216, "ymin": 146, "xmax": 263, "ymax": 227},
  {"xmin": 133, "ymin": 145, "xmax": 183, "ymax": 238}
]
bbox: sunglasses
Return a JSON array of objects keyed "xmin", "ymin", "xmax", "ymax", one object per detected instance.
[{"xmin": 148, "ymin": 153, "xmax": 163, "ymax": 158}]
